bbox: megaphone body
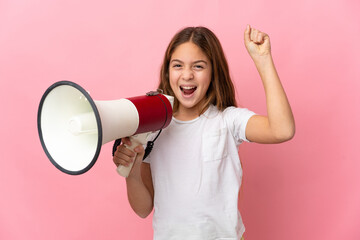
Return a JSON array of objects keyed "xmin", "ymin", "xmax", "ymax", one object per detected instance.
[{"xmin": 37, "ymin": 81, "xmax": 173, "ymax": 176}]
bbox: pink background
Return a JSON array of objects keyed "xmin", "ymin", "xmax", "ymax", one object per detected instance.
[{"xmin": 1, "ymin": 0, "xmax": 359, "ymax": 239}]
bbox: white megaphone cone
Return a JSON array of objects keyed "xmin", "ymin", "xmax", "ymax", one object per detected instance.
[{"xmin": 37, "ymin": 81, "xmax": 173, "ymax": 177}]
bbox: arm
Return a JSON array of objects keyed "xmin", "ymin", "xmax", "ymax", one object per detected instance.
[
  {"xmin": 113, "ymin": 138, "xmax": 154, "ymax": 218},
  {"xmin": 126, "ymin": 161, "xmax": 154, "ymax": 218},
  {"xmin": 244, "ymin": 25, "xmax": 295, "ymax": 143}
]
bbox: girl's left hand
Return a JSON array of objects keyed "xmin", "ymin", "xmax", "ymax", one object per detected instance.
[{"xmin": 244, "ymin": 25, "xmax": 271, "ymax": 61}]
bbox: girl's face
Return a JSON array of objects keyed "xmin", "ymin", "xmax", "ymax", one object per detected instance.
[{"xmin": 169, "ymin": 41, "xmax": 212, "ymax": 116}]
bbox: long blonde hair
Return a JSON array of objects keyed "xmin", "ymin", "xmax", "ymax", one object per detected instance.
[{"xmin": 158, "ymin": 26, "xmax": 237, "ymax": 115}]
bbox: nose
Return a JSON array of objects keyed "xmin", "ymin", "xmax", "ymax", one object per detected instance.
[{"xmin": 181, "ymin": 68, "xmax": 194, "ymax": 81}]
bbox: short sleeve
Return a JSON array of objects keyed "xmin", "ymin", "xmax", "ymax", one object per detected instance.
[{"xmin": 223, "ymin": 107, "xmax": 256, "ymax": 145}]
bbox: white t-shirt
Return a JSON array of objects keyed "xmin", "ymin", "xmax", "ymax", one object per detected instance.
[{"xmin": 144, "ymin": 105, "xmax": 256, "ymax": 240}]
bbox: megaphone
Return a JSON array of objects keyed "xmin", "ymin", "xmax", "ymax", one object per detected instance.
[{"xmin": 37, "ymin": 81, "xmax": 173, "ymax": 177}]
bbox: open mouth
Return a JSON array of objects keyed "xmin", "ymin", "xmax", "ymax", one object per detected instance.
[{"xmin": 180, "ymin": 86, "xmax": 197, "ymax": 96}]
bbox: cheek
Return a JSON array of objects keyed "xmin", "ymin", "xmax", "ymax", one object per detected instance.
[
  {"xmin": 199, "ymin": 72, "xmax": 212, "ymax": 89},
  {"xmin": 169, "ymin": 71, "xmax": 179, "ymax": 89}
]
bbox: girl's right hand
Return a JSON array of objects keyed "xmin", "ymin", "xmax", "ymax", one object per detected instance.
[
  {"xmin": 113, "ymin": 137, "xmax": 135, "ymax": 167},
  {"xmin": 113, "ymin": 137, "xmax": 144, "ymax": 168}
]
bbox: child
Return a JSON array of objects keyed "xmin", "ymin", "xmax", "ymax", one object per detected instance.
[{"xmin": 113, "ymin": 25, "xmax": 295, "ymax": 240}]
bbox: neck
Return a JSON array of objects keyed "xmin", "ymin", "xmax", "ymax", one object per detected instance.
[
  {"xmin": 173, "ymin": 107, "xmax": 200, "ymax": 121},
  {"xmin": 173, "ymin": 104, "xmax": 210, "ymax": 121}
]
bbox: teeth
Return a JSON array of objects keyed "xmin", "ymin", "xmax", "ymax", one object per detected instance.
[{"xmin": 181, "ymin": 86, "xmax": 196, "ymax": 90}]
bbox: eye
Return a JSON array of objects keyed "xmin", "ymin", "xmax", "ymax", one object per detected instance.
[
  {"xmin": 172, "ymin": 64, "xmax": 182, "ymax": 68},
  {"xmin": 194, "ymin": 65, "xmax": 204, "ymax": 69}
]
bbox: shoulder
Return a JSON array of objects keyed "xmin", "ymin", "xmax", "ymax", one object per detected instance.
[
  {"xmin": 221, "ymin": 106, "xmax": 257, "ymax": 143},
  {"xmin": 218, "ymin": 106, "xmax": 256, "ymax": 125},
  {"xmin": 202, "ymin": 105, "xmax": 255, "ymax": 124},
  {"xmin": 223, "ymin": 105, "xmax": 255, "ymax": 117}
]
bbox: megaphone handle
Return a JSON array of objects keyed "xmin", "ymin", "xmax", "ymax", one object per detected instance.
[{"xmin": 116, "ymin": 133, "xmax": 149, "ymax": 177}]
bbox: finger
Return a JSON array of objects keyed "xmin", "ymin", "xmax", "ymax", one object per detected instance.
[
  {"xmin": 250, "ymin": 28, "xmax": 258, "ymax": 42},
  {"xmin": 122, "ymin": 137, "xmax": 131, "ymax": 146},
  {"xmin": 134, "ymin": 144, "xmax": 145, "ymax": 154},
  {"xmin": 113, "ymin": 153, "xmax": 134, "ymax": 167},
  {"xmin": 257, "ymin": 33, "xmax": 265, "ymax": 44},
  {"xmin": 114, "ymin": 149, "xmax": 136, "ymax": 162},
  {"xmin": 114, "ymin": 146, "xmax": 136, "ymax": 166},
  {"xmin": 116, "ymin": 145, "xmax": 136, "ymax": 158},
  {"xmin": 113, "ymin": 156, "xmax": 125, "ymax": 167},
  {"xmin": 244, "ymin": 24, "xmax": 251, "ymax": 44},
  {"xmin": 263, "ymin": 33, "xmax": 270, "ymax": 44},
  {"xmin": 113, "ymin": 155, "xmax": 124, "ymax": 167},
  {"xmin": 113, "ymin": 157, "xmax": 132, "ymax": 167}
]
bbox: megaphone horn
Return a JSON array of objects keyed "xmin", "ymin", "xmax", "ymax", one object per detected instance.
[{"xmin": 37, "ymin": 81, "xmax": 173, "ymax": 176}]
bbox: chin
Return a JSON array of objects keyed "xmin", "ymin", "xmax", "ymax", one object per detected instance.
[{"xmin": 179, "ymin": 99, "xmax": 201, "ymax": 110}]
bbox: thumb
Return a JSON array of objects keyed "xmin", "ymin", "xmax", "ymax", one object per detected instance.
[
  {"xmin": 244, "ymin": 24, "xmax": 251, "ymax": 44},
  {"xmin": 134, "ymin": 145, "xmax": 145, "ymax": 154}
]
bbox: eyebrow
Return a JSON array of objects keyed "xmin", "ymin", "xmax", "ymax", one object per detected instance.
[{"xmin": 170, "ymin": 59, "xmax": 208, "ymax": 65}]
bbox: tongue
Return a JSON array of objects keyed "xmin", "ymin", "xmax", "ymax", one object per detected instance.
[{"xmin": 183, "ymin": 88, "xmax": 196, "ymax": 95}]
